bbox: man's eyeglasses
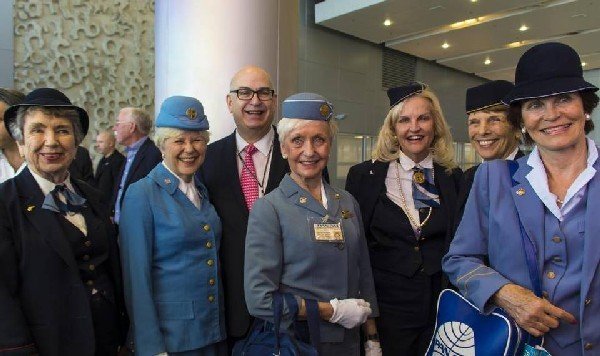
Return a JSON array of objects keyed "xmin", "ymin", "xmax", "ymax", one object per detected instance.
[{"xmin": 230, "ymin": 87, "xmax": 275, "ymax": 101}]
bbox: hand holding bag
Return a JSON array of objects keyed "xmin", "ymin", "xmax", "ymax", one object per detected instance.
[{"xmin": 233, "ymin": 292, "xmax": 321, "ymax": 356}]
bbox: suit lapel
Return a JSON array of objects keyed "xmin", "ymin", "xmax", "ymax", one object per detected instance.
[
  {"xmin": 266, "ymin": 132, "xmax": 288, "ymax": 194},
  {"xmin": 581, "ymin": 159, "xmax": 600, "ymax": 309},
  {"xmin": 280, "ymin": 175, "xmax": 327, "ymax": 216},
  {"xmin": 361, "ymin": 161, "xmax": 389, "ymax": 225},
  {"xmin": 510, "ymin": 159, "xmax": 546, "ymax": 275},
  {"xmin": 324, "ymin": 184, "xmax": 341, "ymax": 218},
  {"xmin": 427, "ymin": 163, "xmax": 457, "ymax": 240},
  {"xmin": 17, "ymin": 169, "xmax": 78, "ymax": 271},
  {"xmin": 125, "ymin": 139, "xmax": 150, "ymax": 187},
  {"xmin": 222, "ymin": 132, "xmax": 248, "ymax": 214}
]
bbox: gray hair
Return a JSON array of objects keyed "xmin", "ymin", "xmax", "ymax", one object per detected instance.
[
  {"xmin": 10, "ymin": 106, "xmax": 84, "ymax": 145},
  {"xmin": 277, "ymin": 118, "xmax": 338, "ymax": 144},
  {"xmin": 0, "ymin": 88, "xmax": 25, "ymax": 106},
  {"xmin": 123, "ymin": 107, "xmax": 153, "ymax": 135},
  {"xmin": 153, "ymin": 127, "xmax": 210, "ymax": 151}
]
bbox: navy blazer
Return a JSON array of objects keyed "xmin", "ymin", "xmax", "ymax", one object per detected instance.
[
  {"xmin": 111, "ymin": 138, "xmax": 161, "ymax": 214},
  {"xmin": 94, "ymin": 151, "xmax": 125, "ymax": 204},
  {"xmin": 120, "ymin": 164, "xmax": 225, "ymax": 355},
  {"xmin": 444, "ymin": 156, "xmax": 600, "ymax": 355},
  {"xmin": 196, "ymin": 129, "xmax": 289, "ymax": 337},
  {"xmin": 0, "ymin": 168, "xmax": 126, "ymax": 355}
]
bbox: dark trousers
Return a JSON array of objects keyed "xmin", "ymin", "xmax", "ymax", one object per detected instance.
[
  {"xmin": 377, "ymin": 320, "xmax": 434, "ymax": 356},
  {"xmin": 91, "ymin": 293, "xmax": 119, "ymax": 356}
]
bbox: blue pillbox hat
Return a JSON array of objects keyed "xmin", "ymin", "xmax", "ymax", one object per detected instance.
[
  {"xmin": 282, "ymin": 92, "xmax": 334, "ymax": 121},
  {"xmin": 156, "ymin": 96, "xmax": 209, "ymax": 131}
]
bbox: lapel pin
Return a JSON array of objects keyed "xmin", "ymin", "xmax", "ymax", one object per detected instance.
[
  {"xmin": 516, "ymin": 188, "xmax": 525, "ymax": 196},
  {"xmin": 164, "ymin": 178, "xmax": 171, "ymax": 185},
  {"xmin": 369, "ymin": 170, "xmax": 374, "ymax": 175},
  {"xmin": 27, "ymin": 205, "xmax": 35, "ymax": 212},
  {"xmin": 299, "ymin": 197, "xmax": 307, "ymax": 204},
  {"xmin": 334, "ymin": 193, "xmax": 340, "ymax": 200}
]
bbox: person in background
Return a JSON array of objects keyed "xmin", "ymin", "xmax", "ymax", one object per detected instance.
[
  {"xmin": 444, "ymin": 42, "xmax": 599, "ymax": 355},
  {"xmin": 0, "ymin": 88, "xmax": 127, "ymax": 355},
  {"xmin": 455, "ymin": 80, "xmax": 523, "ymax": 228},
  {"xmin": 196, "ymin": 65, "xmax": 289, "ymax": 351},
  {"xmin": 94, "ymin": 130, "xmax": 124, "ymax": 203},
  {"xmin": 346, "ymin": 83, "xmax": 462, "ymax": 355},
  {"xmin": 245, "ymin": 93, "xmax": 380, "ymax": 356},
  {"xmin": 111, "ymin": 107, "xmax": 161, "ymax": 225},
  {"xmin": 0, "ymin": 88, "xmax": 25, "ymax": 183},
  {"xmin": 120, "ymin": 96, "xmax": 225, "ymax": 356},
  {"xmin": 69, "ymin": 145, "xmax": 94, "ymax": 185}
]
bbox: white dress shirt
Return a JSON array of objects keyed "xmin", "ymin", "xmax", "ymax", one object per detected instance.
[
  {"xmin": 526, "ymin": 138, "xmax": 598, "ymax": 221},
  {"xmin": 385, "ymin": 151, "xmax": 435, "ymax": 229},
  {"xmin": 235, "ymin": 127, "xmax": 275, "ymax": 197},
  {"xmin": 30, "ymin": 169, "xmax": 87, "ymax": 235}
]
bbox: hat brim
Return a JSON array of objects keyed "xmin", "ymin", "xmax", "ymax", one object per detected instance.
[
  {"xmin": 503, "ymin": 77, "xmax": 598, "ymax": 104},
  {"xmin": 4, "ymin": 104, "xmax": 89, "ymax": 140}
]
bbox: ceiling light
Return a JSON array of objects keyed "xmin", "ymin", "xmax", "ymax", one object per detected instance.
[
  {"xmin": 470, "ymin": 0, "xmax": 477, "ymax": 2},
  {"xmin": 450, "ymin": 18, "xmax": 478, "ymax": 29},
  {"xmin": 519, "ymin": 25, "xmax": 529, "ymax": 32},
  {"xmin": 383, "ymin": 19, "xmax": 392, "ymax": 26},
  {"xmin": 582, "ymin": 62, "xmax": 587, "ymax": 67},
  {"xmin": 442, "ymin": 42, "xmax": 450, "ymax": 49},
  {"xmin": 507, "ymin": 41, "xmax": 525, "ymax": 48},
  {"xmin": 484, "ymin": 58, "xmax": 491, "ymax": 65}
]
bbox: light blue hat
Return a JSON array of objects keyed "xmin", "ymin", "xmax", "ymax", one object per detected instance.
[
  {"xmin": 282, "ymin": 92, "xmax": 333, "ymax": 121},
  {"xmin": 156, "ymin": 96, "xmax": 209, "ymax": 131}
]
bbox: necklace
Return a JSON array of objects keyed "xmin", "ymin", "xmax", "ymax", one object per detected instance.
[
  {"xmin": 395, "ymin": 159, "xmax": 433, "ymax": 236},
  {"xmin": 237, "ymin": 143, "xmax": 274, "ymax": 196}
]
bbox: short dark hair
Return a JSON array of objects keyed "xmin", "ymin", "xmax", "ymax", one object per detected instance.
[
  {"xmin": 508, "ymin": 90, "xmax": 599, "ymax": 145},
  {"xmin": 0, "ymin": 88, "xmax": 25, "ymax": 107}
]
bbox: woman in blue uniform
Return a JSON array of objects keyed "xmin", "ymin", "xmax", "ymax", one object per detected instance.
[
  {"xmin": 444, "ymin": 42, "xmax": 599, "ymax": 355},
  {"xmin": 244, "ymin": 93, "xmax": 380, "ymax": 356},
  {"xmin": 120, "ymin": 96, "xmax": 225, "ymax": 356},
  {"xmin": 346, "ymin": 83, "xmax": 462, "ymax": 355}
]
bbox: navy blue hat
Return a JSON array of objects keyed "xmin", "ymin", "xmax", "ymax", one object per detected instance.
[
  {"xmin": 387, "ymin": 82, "xmax": 427, "ymax": 107},
  {"xmin": 4, "ymin": 88, "xmax": 89, "ymax": 138},
  {"xmin": 156, "ymin": 96, "xmax": 209, "ymax": 131},
  {"xmin": 503, "ymin": 42, "xmax": 598, "ymax": 104},
  {"xmin": 466, "ymin": 80, "xmax": 514, "ymax": 114},
  {"xmin": 282, "ymin": 92, "xmax": 333, "ymax": 121}
]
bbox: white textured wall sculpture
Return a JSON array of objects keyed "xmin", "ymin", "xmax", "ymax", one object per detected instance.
[{"xmin": 14, "ymin": 0, "xmax": 155, "ymax": 156}]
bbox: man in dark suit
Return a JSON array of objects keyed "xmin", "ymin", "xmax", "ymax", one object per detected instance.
[
  {"xmin": 111, "ymin": 107, "xmax": 161, "ymax": 224},
  {"xmin": 94, "ymin": 130, "xmax": 124, "ymax": 204},
  {"xmin": 69, "ymin": 146, "xmax": 94, "ymax": 185},
  {"xmin": 196, "ymin": 65, "xmax": 289, "ymax": 351}
]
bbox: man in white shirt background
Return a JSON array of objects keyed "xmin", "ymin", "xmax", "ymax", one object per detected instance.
[{"xmin": 0, "ymin": 88, "xmax": 25, "ymax": 183}]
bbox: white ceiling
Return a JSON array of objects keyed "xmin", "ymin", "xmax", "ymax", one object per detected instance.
[{"xmin": 315, "ymin": 0, "xmax": 600, "ymax": 81}]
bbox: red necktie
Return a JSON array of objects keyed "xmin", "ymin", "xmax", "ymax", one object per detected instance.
[{"xmin": 240, "ymin": 144, "xmax": 259, "ymax": 210}]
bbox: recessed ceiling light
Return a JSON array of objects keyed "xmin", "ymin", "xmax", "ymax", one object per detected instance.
[
  {"xmin": 519, "ymin": 25, "xmax": 529, "ymax": 32},
  {"xmin": 442, "ymin": 42, "xmax": 450, "ymax": 49},
  {"xmin": 470, "ymin": 0, "xmax": 477, "ymax": 2},
  {"xmin": 582, "ymin": 62, "xmax": 587, "ymax": 67},
  {"xmin": 484, "ymin": 58, "xmax": 492, "ymax": 65},
  {"xmin": 383, "ymin": 19, "xmax": 392, "ymax": 26},
  {"xmin": 507, "ymin": 41, "xmax": 525, "ymax": 48}
]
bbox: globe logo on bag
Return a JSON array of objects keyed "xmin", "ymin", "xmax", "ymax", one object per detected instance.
[{"xmin": 432, "ymin": 321, "xmax": 475, "ymax": 356}]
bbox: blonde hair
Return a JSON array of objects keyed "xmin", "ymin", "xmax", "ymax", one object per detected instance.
[
  {"xmin": 372, "ymin": 89, "xmax": 457, "ymax": 171},
  {"xmin": 153, "ymin": 127, "xmax": 210, "ymax": 150}
]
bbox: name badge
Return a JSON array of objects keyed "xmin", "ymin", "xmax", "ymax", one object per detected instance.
[{"xmin": 309, "ymin": 216, "xmax": 344, "ymax": 243}]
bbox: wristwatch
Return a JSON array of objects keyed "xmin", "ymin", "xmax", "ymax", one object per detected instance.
[{"xmin": 366, "ymin": 333, "xmax": 379, "ymax": 341}]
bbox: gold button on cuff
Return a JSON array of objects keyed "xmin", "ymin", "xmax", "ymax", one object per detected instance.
[
  {"xmin": 552, "ymin": 236, "xmax": 562, "ymax": 243},
  {"xmin": 209, "ymin": 278, "xmax": 215, "ymax": 286},
  {"xmin": 203, "ymin": 224, "xmax": 210, "ymax": 232},
  {"xmin": 546, "ymin": 271, "xmax": 556, "ymax": 279},
  {"xmin": 208, "ymin": 295, "xmax": 215, "ymax": 303},
  {"xmin": 584, "ymin": 342, "xmax": 593, "ymax": 350},
  {"xmin": 89, "ymin": 264, "xmax": 95, "ymax": 271},
  {"xmin": 205, "ymin": 241, "xmax": 213, "ymax": 249},
  {"xmin": 207, "ymin": 259, "xmax": 214, "ymax": 267}
]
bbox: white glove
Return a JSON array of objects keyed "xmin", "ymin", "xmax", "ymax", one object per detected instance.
[
  {"xmin": 328, "ymin": 298, "xmax": 372, "ymax": 328},
  {"xmin": 365, "ymin": 340, "xmax": 382, "ymax": 356}
]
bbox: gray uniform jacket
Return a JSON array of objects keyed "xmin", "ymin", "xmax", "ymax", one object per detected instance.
[{"xmin": 244, "ymin": 174, "xmax": 378, "ymax": 343}]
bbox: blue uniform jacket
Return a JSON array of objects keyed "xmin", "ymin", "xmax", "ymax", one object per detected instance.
[
  {"xmin": 244, "ymin": 174, "xmax": 378, "ymax": 343},
  {"xmin": 443, "ymin": 156, "xmax": 600, "ymax": 355},
  {"xmin": 120, "ymin": 163, "xmax": 225, "ymax": 355}
]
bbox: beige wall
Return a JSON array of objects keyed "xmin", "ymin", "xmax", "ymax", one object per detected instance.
[{"xmin": 13, "ymin": 0, "xmax": 155, "ymax": 158}]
